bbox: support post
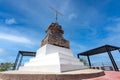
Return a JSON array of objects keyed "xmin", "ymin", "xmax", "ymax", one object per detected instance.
[
  {"xmin": 87, "ymin": 55, "xmax": 91, "ymax": 68},
  {"xmin": 77, "ymin": 54, "xmax": 80, "ymax": 58},
  {"xmin": 106, "ymin": 48, "xmax": 119, "ymax": 71},
  {"xmin": 13, "ymin": 52, "xmax": 20, "ymax": 70},
  {"xmin": 17, "ymin": 55, "xmax": 23, "ymax": 70},
  {"xmin": 118, "ymin": 49, "xmax": 120, "ymax": 53}
]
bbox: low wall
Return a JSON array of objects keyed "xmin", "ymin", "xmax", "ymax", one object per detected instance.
[{"xmin": 0, "ymin": 70, "xmax": 105, "ymax": 80}]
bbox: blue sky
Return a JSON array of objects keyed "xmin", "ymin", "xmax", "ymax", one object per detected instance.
[{"xmin": 0, "ymin": 0, "xmax": 120, "ymax": 65}]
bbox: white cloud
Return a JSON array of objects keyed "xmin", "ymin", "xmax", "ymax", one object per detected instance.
[
  {"xmin": 101, "ymin": 19, "xmax": 120, "ymax": 45},
  {"xmin": 0, "ymin": 48, "xmax": 16, "ymax": 62},
  {"xmin": 106, "ymin": 22, "xmax": 120, "ymax": 32},
  {"xmin": 5, "ymin": 18, "xmax": 16, "ymax": 25},
  {"xmin": 101, "ymin": 34, "xmax": 120, "ymax": 45},
  {"xmin": 0, "ymin": 48, "xmax": 7, "ymax": 58},
  {"xmin": 59, "ymin": 0, "xmax": 70, "ymax": 13},
  {"xmin": 0, "ymin": 48, "xmax": 5, "ymax": 54},
  {"xmin": 68, "ymin": 13, "xmax": 77, "ymax": 20},
  {"xmin": 114, "ymin": 18, "xmax": 120, "ymax": 21},
  {"xmin": 110, "ymin": 17, "xmax": 120, "ymax": 22},
  {"xmin": 0, "ymin": 33, "xmax": 33, "ymax": 44},
  {"xmin": 70, "ymin": 41, "xmax": 88, "ymax": 56}
]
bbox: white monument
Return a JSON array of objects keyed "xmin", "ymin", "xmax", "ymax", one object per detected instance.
[{"xmin": 19, "ymin": 22, "xmax": 87, "ymax": 73}]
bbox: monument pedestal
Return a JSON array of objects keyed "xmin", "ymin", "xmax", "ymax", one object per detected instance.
[
  {"xmin": 0, "ymin": 69, "xmax": 105, "ymax": 80},
  {"xmin": 19, "ymin": 44, "xmax": 87, "ymax": 73}
]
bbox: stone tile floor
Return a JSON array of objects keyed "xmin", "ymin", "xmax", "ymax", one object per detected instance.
[{"xmin": 83, "ymin": 71, "xmax": 120, "ymax": 80}]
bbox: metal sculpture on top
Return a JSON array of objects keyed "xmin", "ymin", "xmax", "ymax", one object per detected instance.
[{"xmin": 50, "ymin": 6, "xmax": 63, "ymax": 23}]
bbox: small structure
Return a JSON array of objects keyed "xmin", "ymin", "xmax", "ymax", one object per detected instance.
[
  {"xmin": 77, "ymin": 44, "xmax": 120, "ymax": 71},
  {"xmin": 13, "ymin": 51, "xmax": 36, "ymax": 70}
]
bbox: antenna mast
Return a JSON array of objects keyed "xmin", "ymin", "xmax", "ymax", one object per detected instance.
[{"xmin": 50, "ymin": 7, "xmax": 63, "ymax": 23}]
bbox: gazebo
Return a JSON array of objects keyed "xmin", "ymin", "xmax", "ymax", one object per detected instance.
[
  {"xmin": 77, "ymin": 44, "xmax": 120, "ymax": 71},
  {"xmin": 13, "ymin": 51, "xmax": 36, "ymax": 70}
]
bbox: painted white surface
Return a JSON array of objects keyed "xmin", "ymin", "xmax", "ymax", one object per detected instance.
[{"xmin": 19, "ymin": 44, "xmax": 87, "ymax": 73}]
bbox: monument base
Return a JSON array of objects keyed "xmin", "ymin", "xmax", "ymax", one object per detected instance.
[
  {"xmin": 19, "ymin": 44, "xmax": 88, "ymax": 73},
  {"xmin": 0, "ymin": 69, "xmax": 105, "ymax": 80}
]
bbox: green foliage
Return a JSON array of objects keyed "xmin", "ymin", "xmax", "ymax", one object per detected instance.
[
  {"xmin": 0, "ymin": 62, "xmax": 14, "ymax": 71},
  {"xmin": 79, "ymin": 58, "xmax": 87, "ymax": 65}
]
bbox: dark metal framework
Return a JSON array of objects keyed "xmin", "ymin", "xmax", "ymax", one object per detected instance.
[
  {"xmin": 77, "ymin": 44, "xmax": 120, "ymax": 71},
  {"xmin": 13, "ymin": 51, "xmax": 36, "ymax": 70}
]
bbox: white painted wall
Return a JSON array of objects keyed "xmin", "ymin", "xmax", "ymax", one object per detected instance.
[{"xmin": 19, "ymin": 44, "xmax": 88, "ymax": 73}]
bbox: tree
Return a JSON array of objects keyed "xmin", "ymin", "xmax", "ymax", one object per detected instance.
[
  {"xmin": 0, "ymin": 62, "xmax": 14, "ymax": 71},
  {"xmin": 79, "ymin": 58, "xmax": 87, "ymax": 65}
]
